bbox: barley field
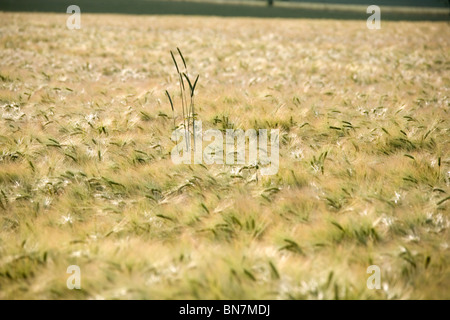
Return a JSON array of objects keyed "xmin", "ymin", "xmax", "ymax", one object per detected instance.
[{"xmin": 0, "ymin": 12, "xmax": 449, "ymax": 299}]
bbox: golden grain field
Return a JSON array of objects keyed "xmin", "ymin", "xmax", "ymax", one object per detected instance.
[{"xmin": 0, "ymin": 12, "xmax": 449, "ymax": 299}]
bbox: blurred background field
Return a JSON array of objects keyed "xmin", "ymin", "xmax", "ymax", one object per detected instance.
[
  {"xmin": 0, "ymin": 1, "xmax": 449, "ymax": 300},
  {"xmin": 0, "ymin": 0, "xmax": 449, "ymax": 20}
]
